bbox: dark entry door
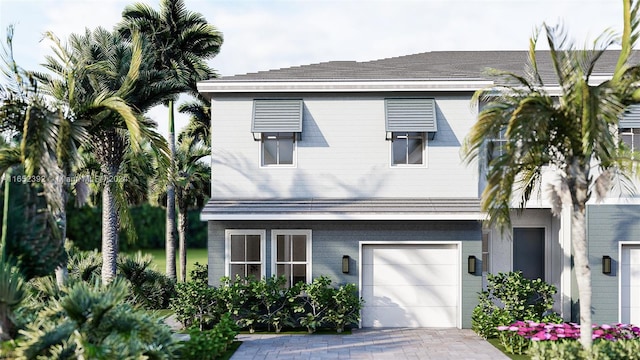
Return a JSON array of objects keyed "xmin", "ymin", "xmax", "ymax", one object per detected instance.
[{"xmin": 513, "ymin": 227, "xmax": 545, "ymax": 280}]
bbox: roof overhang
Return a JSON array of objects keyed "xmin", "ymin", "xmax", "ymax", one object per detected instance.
[
  {"xmin": 200, "ymin": 198, "xmax": 486, "ymax": 221},
  {"xmin": 197, "ymin": 80, "xmax": 494, "ymax": 96}
]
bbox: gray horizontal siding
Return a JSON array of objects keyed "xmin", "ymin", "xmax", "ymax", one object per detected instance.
[
  {"xmin": 385, "ymin": 98, "xmax": 437, "ymax": 132},
  {"xmin": 586, "ymin": 204, "xmax": 640, "ymax": 324},
  {"xmin": 252, "ymin": 99, "xmax": 303, "ymax": 132},
  {"xmin": 620, "ymin": 104, "xmax": 640, "ymax": 128}
]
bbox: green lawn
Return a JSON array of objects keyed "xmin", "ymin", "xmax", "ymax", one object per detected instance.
[{"xmin": 126, "ymin": 248, "xmax": 208, "ymax": 280}]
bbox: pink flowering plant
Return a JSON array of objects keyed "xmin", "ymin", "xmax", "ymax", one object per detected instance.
[{"xmin": 496, "ymin": 321, "xmax": 640, "ymax": 354}]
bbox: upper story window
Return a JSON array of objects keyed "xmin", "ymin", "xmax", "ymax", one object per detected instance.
[
  {"xmin": 391, "ymin": 132, "xmax": 425, "ymax": 165},
  {"xmin": 262, "ymin": 132, "xmax": 295, "ymax": 166},
  {"xmin": 620, "ymin": 128, "xmax": 640, "ymax": 151},
  {"xmin": 486, "ymin": 128, "xmax": 507, "ymax": 166},
  {"xmin": 385, "ymin": 98, "xmax": 436, "ymax": 167},
  {"xmin": 252, "ymin": 99, "xmax": 303, "ymax": 167},
  {"xmin": 619, "ymin": 104, "xmax": 640, "ymax": 152}
]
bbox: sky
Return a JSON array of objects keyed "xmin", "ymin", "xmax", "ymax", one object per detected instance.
[{"xmin": 0, "ymin": 0, "xmax": 628, "ymax": 136}]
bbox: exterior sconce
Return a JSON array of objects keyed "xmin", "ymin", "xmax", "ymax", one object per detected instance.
[
  {"xmin": 252, "ymin": 132, "xmax": 262, "ymax": 141},
  {"xmin": 468, "ymin": 255, "xmax": 477, "ymax": 274},
  {"xmin": 342, "ymin": 255, "xmax": 350, "ymax": 274},
  {"xmin": 602, "ymin": 256, "xmax": 612, "ymax": 275}
]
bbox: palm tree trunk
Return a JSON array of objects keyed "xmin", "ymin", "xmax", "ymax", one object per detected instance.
[
  {"xmin": 571, "ymin": 167, "xmax": 592, "ymax": 349},
  {"xmin": 178, "ymin": 202, "xmax": 187, "ymax": 283},
  {"xmin": 54, "ymin": 187, "xmax": 69, "ymax": 286},
  {"xmin": 166, "ymin": 100, "xmax": 177, "ymax": 280},
  {"xmin": 101, "ymin": 176, "xmax": 119, "ymax": 285},
  {"xmin": 94, "ymin": 129, "xmax": 125, "ymax": 285}
]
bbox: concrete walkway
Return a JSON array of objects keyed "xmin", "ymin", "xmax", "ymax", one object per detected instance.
[{"xmin": 230, "ymin": 328, "xmax": 509, "ymax": 360}]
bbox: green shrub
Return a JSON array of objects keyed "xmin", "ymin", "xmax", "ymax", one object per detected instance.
[
  {"xmin": 170, "ymin": 273, "xmax": 363, "ymax": 333},
  {"xmin": 326, "ymin": 283, "xmax": 363, "ymax": 333},
  {"xmin": 180, "ymin": 313, "xmax": 239, "ymax": 360},
  {"xmin": 529, "ymin": 339, "xmax": 640, "ymax": 360},
  {"xmin": 15, "ymin": 279, "xmax": 179, "ymax": 359},
  {"xmin": 294, "ymin": 276, "xmax": 334, "ymax": 333},
  {"xmin": 472, "ymin": 271, "xmax": 558, "ymax": 339},
  {"xmin": 117, "ymin": 252, "xmax": 176, "ymax": 310}
]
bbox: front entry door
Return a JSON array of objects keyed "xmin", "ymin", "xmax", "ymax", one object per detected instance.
[{"xmin": 513, "ymin": 227, "xmax": 545, "ymax": 281}]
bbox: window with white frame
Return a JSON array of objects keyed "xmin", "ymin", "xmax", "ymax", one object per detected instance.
[
  {"xmin": 486, "ymin": 128, "xmax": 507, "ymax": 167},
  {"xmin": 391, "ymin": 132, "xmax": 425, "ymax": 166},
  {"xmin": 226, "ymin": 230, "xmax": 265, "ymax": 280},
  {"xmin": 620, "ymin": 128, "xmax": 640, "ymax": 151},
  {"xmin": 272, "ymin": 230, "xmax": 312, "ymax": 287},
  {"xmin": 262, "ymin": 132, "xmax": 295, "ymax": 166}
]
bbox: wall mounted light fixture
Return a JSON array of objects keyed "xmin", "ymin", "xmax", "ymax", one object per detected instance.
[
  {"xmin": 602, "ymin": 255, "xmax": 612, "ymax": 275},
  {"xmin": 342, "ymin": 255, "xmax": 350, "ymax": 274},
  {"xmin": 468, "ymin": 255, "xmax": 477, "ymax": 275}
]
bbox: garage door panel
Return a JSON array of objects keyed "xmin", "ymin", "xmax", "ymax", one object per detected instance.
[
  {"xmin": 362, "ymin": 263, "xmax": 458, "ymax": 286},
  {"xmin": 362, "ymin": 305, "xmax": 457, "ymax": 328},
  {"xmin": 361, "ymin": 284, "xmax": 458, "ymax": 307},
  {"xmin": 364, "ymin": 246, "xmax": 458, "ymax": 265},
  {"xmin": 361, "ymin": 243, "xmax": 460, "ymax": 328}
]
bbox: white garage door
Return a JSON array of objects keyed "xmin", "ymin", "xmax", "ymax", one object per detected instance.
[
  {"xmin": 361, "ymin": 243, "xmax": 460, "ymax": 328},
  {"xmin": 621, "ymin": 245, "xmax": 640, "ymax": 325}
]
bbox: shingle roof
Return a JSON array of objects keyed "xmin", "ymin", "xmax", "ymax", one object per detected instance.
[
  {"xmin": 200, "ymin": 198, "xmax": 484, "ymax": 220},
  {"xmin": 204, "ymin": 50, "xmax": 636, "ymax": 84}
]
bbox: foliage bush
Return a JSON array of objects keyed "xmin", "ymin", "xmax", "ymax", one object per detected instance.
[
  {"xmin": 170, "ymin": 270, "xmax": 363, "ymax": 333},
  {"xmin": 528, "ymin": 338, "xmax": 640, "ymax": 360},
  {"xmin": 472, "ymin": 271, "xmax": 559, "ymax": 339},
  {"xmin": 15, "ymin": 279, "xmax": 179, "ymax": 359},
  {"xmin": 180, "ymin": 313, "xmax": 239, "ymax": 360},
  {"xmin": 117, "ymin": 252, "xmax": 176, "ymax": 310},
  {"xmin": 497, "ymin": 321, "xmax": 640, "ymax": 356}
]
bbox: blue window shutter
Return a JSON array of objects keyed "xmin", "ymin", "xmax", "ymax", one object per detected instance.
[
  {"xmin": 620, "ymin": 104, "xmax": 640, "ymax": 128},
  {"xmin": 385, "ymin": 98, "xmax": 437, "ymax": 133},
  {"xmin": 252, "ymin": 100, "xmax": 303, "ymax": 133}
]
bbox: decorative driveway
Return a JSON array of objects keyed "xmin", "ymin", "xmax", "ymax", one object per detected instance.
[{"xmin": 230, "ymin": 328, "xmax": 509, "ymax": 359}]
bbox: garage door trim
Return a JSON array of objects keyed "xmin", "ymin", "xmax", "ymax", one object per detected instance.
[
  {"xmin": 358, "ymin": 241, "xmax": 462, "ymax": 329},
  {"xmin": 619, "ymin": 241, "xmax": 640, "ymax": 323}
]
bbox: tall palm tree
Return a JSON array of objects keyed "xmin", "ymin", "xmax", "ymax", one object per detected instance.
[
  {"xmin": 118, "ymin": 0, "xmax": 222, "ymax": 279},
  {"xmin": 463, "ymin": 0, "xmax": 640, "ymax": 348},
  {"xmin": 174, "ymin": 135, "xmax": 210, "ymax": 282},
  {"xmin": 178, "ymin": 94, "xmax": 211, "ymax": 146},
  {"xmin": 0, "ymin": 25, "xmax": 86, "ymax": 284},
  {"xmin": 36, "ymin": 28, "xmax": 171, "ymax": 284}
]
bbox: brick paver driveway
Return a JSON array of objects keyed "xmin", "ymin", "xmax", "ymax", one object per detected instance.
[{"xmin": 230, "ymin": 328, "xmax": 509, "ymax": 360}]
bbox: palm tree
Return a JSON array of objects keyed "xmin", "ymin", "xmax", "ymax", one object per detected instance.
[
  {"xmin": 118, "ymin": 0, "xmax": 222, "ymax": 279},
  {"xmin": 0, "ymin": 25, "xmax": 85, "ymax": 284},
  {"xmin": 174, "ymin": 136, "xmax": 210, "ymax": 282},
  {"xmin": 36, "ymin": 28, "xmax": 171, "ymax": 284},
  {"xmin": 463, "ymin": 0, "xmax": 640, "ymax": 348},
  {"xmin": 178, "ymin": 94, "xmax": 211, "ymax": 146}
]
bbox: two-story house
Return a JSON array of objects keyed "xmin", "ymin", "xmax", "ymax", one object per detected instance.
[{"xmin": 197, "ymin": 51, "xmax": 640, "ymax": 329}]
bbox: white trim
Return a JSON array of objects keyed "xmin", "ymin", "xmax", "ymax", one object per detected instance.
[
  {"xmin": 358, "ymin": 240, "xmax": 462, "ymax": 329},
  {"xmin": 202, "ymin": 213, "xmax": 486, "ymax": 221},
  {"xmin": 618, "ymin": 241, "xmax": 640, "ymax": 323},
  {"xmin": 271, "ymin": 230, "xmax": 313, "ymax": 285},
  {"xmin": 224, "ymin": 229, "xmax": 266, "ymax": 278},
  {"xmin": 198, "ymin": 80, "xmax": 494, "ymax": 94}
]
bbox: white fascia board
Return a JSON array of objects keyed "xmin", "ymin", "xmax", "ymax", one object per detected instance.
[
  {"xmin": 197, "ymin": 80, "xmax": 494, "ymax": 94},
  {"xmin": 200, "ymin": 212, "xmax": 487, "ymax": 221}
]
